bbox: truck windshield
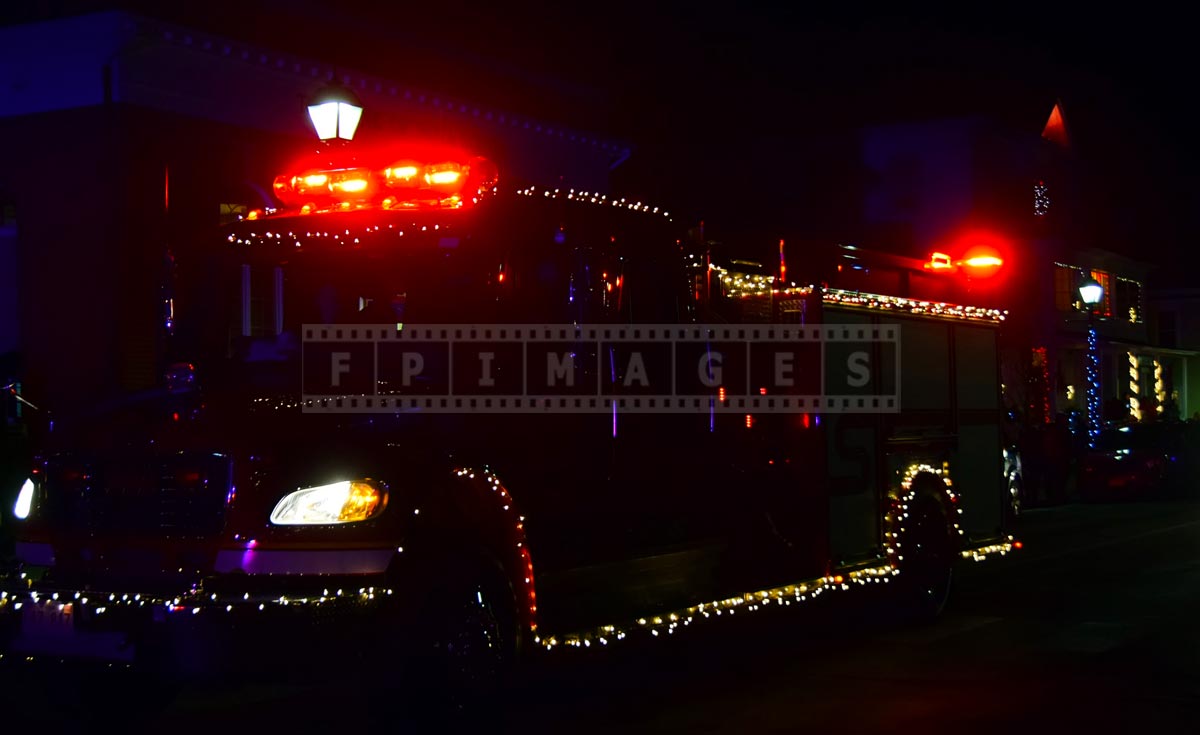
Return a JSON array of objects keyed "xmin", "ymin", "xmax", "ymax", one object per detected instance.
[{"xmin": 202, "ymin": 197, "xmax": 684, "ymax": 396}]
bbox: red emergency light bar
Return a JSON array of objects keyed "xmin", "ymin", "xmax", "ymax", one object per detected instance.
[
  {"xmin": 270, "ymin": 152, "xmax": 498, "ymax": 215},
  {"xmin": 924, "ymin": 250, "xmax": 1004, "ymax": 274}
]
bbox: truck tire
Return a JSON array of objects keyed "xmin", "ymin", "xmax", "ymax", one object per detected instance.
[
  {"xmin": 1005, "ymin": 473, "xmax": 1023, "ymax": 524},
  {"xmin": 895, "ymin": 497, "xmax": 954, "ymax": 622},
  {"xmin": 411, "ymin": 554, "xmax": 520, "ymax": 721}
]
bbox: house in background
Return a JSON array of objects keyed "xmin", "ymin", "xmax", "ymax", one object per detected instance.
[
  {"xmin": 1146, "ymin": 288, "xmax": 1200, "ymax": 420},
  {"xmin": 851, "ymin": 102, "xmax": 1189, "ymax": 428}
]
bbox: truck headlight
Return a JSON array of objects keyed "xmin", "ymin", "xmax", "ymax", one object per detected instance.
[
  {"xmin": 269, "ymin": 480, "xmax": 387, "ymax": 525},
  {"xmin": 14, "ymin": 478, "xmax": 34, "ymax": 520}
]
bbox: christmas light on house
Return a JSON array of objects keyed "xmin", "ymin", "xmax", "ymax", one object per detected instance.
[
  {"xmin": 1129, "ymin": 352, "xmax": 1141, "ymax": 422},
  {"xmin": 1034, "ymin": 181, "xmax": 1051, "ymax": 216},
  {"xmin": 1079, "ymin": 277, "xmax": 1104, "ymax": 446},
  {"xmin": 1154, "ymin": 359, "xmax": 1165, "ymax": 413},
  {"xmin": 1086, "ymin": 327, "xmax": 1101, "ymax": 444},
  {"xmin": 1033, "ymin": 346, "xmax": 1051, "ymax": 424}
]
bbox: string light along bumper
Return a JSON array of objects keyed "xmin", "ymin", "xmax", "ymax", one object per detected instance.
[
  {"xmin": 269, "ymin": 480, "xmax": 387, "ymax": 525},
  {"xmin": 534, "ymin": 536, "xmax": 1019, "ymax": 651},
  {"xmin": 527, "ymin": 463, "xmax": 1012, "ymax": 651},
  {"xmin": 0, "ymin": 584, "xmax": 396, "ymax": 665},
  {"xmin": 535, "ymin": 564, "xmax": 899, "ymax": 651}
]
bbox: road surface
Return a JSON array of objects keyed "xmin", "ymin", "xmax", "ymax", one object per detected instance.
[{"xmin": 3, "ymin": 499, "xmax": 1197, "ymax": 733}]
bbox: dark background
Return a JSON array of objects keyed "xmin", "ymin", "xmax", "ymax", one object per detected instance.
[{"xmin": 5, "ymin": 2, "xmax": 1193, "ymax": 276}]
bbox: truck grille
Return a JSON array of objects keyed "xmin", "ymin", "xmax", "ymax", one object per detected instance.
[{"xmin": 47, "ymin": 453, "xmax": 233, "ymax": 537}]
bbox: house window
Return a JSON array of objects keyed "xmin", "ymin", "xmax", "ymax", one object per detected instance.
[
  {"xmin": 220, "ymin": 203, "xmax": 249, "ymax": 226},
  {"xmin": 1054, "ymin": 264, "xmax": 1084, "ymax": 311},
  {"xmin": 241, "ymin": 264, "xmax": 284, "ymax": 337},
  {"xmin": 1115, "ymin": 278, "xmax": 1142, "ymax": 323}
]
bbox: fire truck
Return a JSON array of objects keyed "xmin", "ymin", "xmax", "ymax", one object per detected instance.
[{"xmin": 1, "ymin": 141, "xmax": 1016, "ymax": 705}]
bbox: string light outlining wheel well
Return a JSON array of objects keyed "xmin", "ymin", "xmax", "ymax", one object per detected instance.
[{"xmin": 892, "ymin": 471, "xmax": 956, "ymax": 622}]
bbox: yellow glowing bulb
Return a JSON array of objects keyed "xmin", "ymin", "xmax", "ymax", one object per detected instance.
[
  {"xmin": 427, "ymin": 170, "xmax": 462, "ymax": 185},
  {"xmin": 338, "ymin": 481, "xmax": 383, "ymax": 521},
  {"xmin": 337, "ymin": 179, "xmax": 369, "ymax": 193},
  {"xmin": 388, "ymin": 165, "xmax": 419, "ymax": 180}
]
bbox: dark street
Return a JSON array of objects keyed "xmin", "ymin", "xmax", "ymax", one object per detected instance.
[{"xmin": 5, "ymin": 497, "xmax": 1198, "ymax": 733}]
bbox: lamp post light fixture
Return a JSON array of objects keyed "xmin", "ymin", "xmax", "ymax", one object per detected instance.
[
  {"xmin": 1079, "ymin": 276, "xmax": 1104, "ymax": 447},
  {"xmin": 1078, "ymin": 277, "xmax": 1104, "ymax": 308},
  {"xmin": 307, "ymin": 84, "xmax": 363, "ymax": 143}
]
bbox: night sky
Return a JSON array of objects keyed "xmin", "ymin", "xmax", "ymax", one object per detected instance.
[{"xmin": 6, "ymin": 3, "xmax": 1194, "ymax": 280}]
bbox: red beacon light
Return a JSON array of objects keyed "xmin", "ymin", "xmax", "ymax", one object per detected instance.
[
  {"xmin": 273, "ymin": 171, "xmax": 339, "ymax": 208},
  {"xmin": 424, "ymin": 162, "xmax": 464, "ymax": 187},
  {"xmin": 925, "ymin": 252, "xmax": 954, "ymax": 271},
  {"xmin": 328, "ymin": 168, "xmax": 375, "ymax": 197},
  {"xmin": 962, "ymin": 254, "xmax": 1003, "ymax": 268},
  {"xmin": 958, "ymin": 246, "xmax": 1004, "ymax": 278},
  {"xmin": 924, "ymin": 249, "xmax": 1004, "ymax": 276},
  {"xmin": 383, "ymin": 161, "xmax": 422, "ymax": 187},
  {"xmin": 270, "ymin": 153, "xmax": 499, "ymax": 215}
]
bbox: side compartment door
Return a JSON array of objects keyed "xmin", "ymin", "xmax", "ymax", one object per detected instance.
[
  {"xmin": 953, "ymin": 324, "xmax": 1003, "ymax": 537},
  {"xmin": 824, "ymin": 311, "xmax": 887, "ymax": 565}
]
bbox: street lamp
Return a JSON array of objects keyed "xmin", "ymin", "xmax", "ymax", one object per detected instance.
[
  {"xmin": 1079, "ymin": 277, "xmax": 1104, "ymax": 308},
  {"xmin": 307, "ymin": 83, "xmax": 363, "ymax": 143},
  {"xmin": 1079, "ymin": 276, "xmax": 1104, "ymax": 447}
]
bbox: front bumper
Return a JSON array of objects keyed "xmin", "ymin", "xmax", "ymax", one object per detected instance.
[{"xmin": 0, "ymin": 571, "xmax": 402, "ymax": 677}]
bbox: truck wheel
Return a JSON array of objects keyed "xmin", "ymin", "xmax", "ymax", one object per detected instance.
[
  {"xmin": 413, "ymin": 559, "xmax": 519, "ymax": 720},
  {"xmin": 1006, "ymin": 475, "xmax": 1023, "ymax": 523},
  {"xmin": 896, "ymin": 499, "xmax": 954, "ymax": 622}
]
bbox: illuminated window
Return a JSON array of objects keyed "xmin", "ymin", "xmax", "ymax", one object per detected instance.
[
  {"xmin": 219, "ymin": 203, "xmax": 249, "ymax": 226},
  {"xmin": 1055, "ymin": 263, "xmax": 1138, "ymax": 320},
  {"xmin": 1090, "ymin": 270, "xmax": 1112, "ymax": 317}
]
